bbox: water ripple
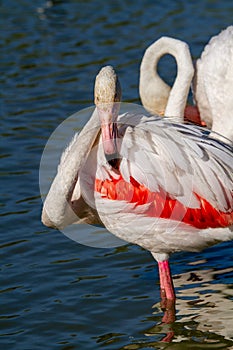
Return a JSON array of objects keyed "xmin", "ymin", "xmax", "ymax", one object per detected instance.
[{"xmin": 1, "ymin": 0, "xmax": 233, "ymax": 349}]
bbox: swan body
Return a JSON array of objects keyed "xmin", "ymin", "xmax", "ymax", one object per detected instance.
[
  {"xmin": 139, "ymin": 36, "xmax": 195, "ymax": 121},
  {"xmin": 42, "ymin": 66, "xmax": 233, "ymax": 307},
  {"xmin": 194, "ymin": 26, "xmax": 233, "ymax": 143}
]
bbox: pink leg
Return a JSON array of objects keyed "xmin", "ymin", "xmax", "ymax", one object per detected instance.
[
  {"xmin": 158, "ymin": 260, "xmax": 176, "ymax": 300},
  {"xmin": 158, "ymin": 260, "xmax": 176, "ymax": 324}
]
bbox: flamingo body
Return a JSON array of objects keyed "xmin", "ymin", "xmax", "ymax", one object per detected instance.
[
  {"xmin": 80, "ymin": 113, "xmax": 233, "ymax": 257},
  {"xmin": 194, "ymin": 26, "xmax": 233, "ymax": 142},
  {"xmin": 42, "ymin": 66, "xmax": 233, "ymax": 308}
]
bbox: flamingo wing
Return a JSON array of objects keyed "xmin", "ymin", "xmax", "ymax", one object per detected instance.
[
  {"xmin": 81, "ymin": 114, "xmax": 233, "ymax": 229},
  {"xmin": 119, "ymin": 114, "xmax": 233, "ymax": 212}
]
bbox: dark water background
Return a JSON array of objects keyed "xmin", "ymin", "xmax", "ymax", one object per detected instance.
[{"xmin": 1, "ymin": 0, "xmax": 233, "ymax": 349}]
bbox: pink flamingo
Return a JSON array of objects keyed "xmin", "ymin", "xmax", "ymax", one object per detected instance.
[
  {"xmin": 194, "ymin": 26, "xmax": 233, "ymax": 142},
  {"xmin": 139, "ymin": 36, "xmax": 204, "ymax": 126},
  {"xmin": 42, "ymin": 66, "xmax": 233, "ymax": 322}
]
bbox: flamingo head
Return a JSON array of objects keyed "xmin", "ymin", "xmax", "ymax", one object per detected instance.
[{"xmin": 94, "ymin": 66, "xmax": 122, "ymax": 156}]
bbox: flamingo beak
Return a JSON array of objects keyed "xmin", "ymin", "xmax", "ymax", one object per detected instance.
[{"xmin": 96, "ymin": 103, "xmax": 119, "ymax": 156}]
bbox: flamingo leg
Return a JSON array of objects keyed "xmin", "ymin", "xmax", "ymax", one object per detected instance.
[
  {"xmin": 158, "ymin": 260, "xmax": 176, "ymax": 324},
  {"xmin": 158, "ymin": 260, "xmax": 175, "ymax": 300}
]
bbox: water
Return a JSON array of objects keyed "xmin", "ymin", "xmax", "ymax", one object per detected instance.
[{"xmin": 1, "ymin": 0, "xmax": 233, "ymax": 348}]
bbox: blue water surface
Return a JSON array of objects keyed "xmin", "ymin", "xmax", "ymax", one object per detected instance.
[{"xmin": 1, "ymin": 0, "xmax": 233, "ymax": 349}]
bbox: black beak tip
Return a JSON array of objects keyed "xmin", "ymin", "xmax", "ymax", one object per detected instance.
[{"xmin": 105, "ymin": 152, "xmax": 121, "ymax": 169}]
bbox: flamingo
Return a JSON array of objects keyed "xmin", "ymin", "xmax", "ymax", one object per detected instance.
[
  {"xmin": 42, "ymin": 66, "xmax": 233, "ymax": 321},
  {"xmin": 194, "ymin": 25, "xmax": 233, "ymax": 143},
  {"xmin": 139, "ymin": 36, "xmax": 203, "ymax": 125},
  {"xmin": 42, "ymin": 53, "xmax": 193, "ymax": 229}
]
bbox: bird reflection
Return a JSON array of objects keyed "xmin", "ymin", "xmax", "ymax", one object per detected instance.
[
  {"xmin": 175, "ymin": 266, "xmax": 233, "ymax": 341},
  {"xmin": 37, "ymin": 1, "xmax": 54, "ymax": 20},
  {"xmin": 142, "ymin": 265, "xmax": 233, "ymax": 345}
]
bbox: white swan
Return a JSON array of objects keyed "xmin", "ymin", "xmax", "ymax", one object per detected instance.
[
  {"xmin": 42, "ymin": 66, "xmax": 233, "ymax": 320},
  {"xmin": 139, "ymin": 36, "xmax": 196, "ymax": 121},
  {"xmin": 194, "ymin": 25, "xmax": 233, "ymax": 143}
]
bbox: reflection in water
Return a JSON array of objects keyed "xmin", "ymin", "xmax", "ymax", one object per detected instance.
[
  {"xmin": 90, "ymin": 262, "xmax": 233, "ymax": 349},
  {"xmin": 175, "ymin": 266, "xmax": 233, "ymax": 341},
  {"xmin": 37, "ymin": 0, "xmax": 53, "ymax": 18},
  {"xmin": 2, "ymin": 0, "xmax": 233, "ymax": 348},
  {"xmin": 118, "ymin": 266, "xmax": 233, "ymax": 348}
]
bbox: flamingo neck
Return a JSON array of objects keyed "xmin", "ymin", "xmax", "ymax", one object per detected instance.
[
  {"xmin": 140, "ymin": 37, "xmax": 194, "ymax": 121},
  {"xmin": 42, "ymin": 108, "xmax": 100, "ymax": 228},
  {"xmin": 139, "ymin": 39, "xmax": 171, "ymax": 116}
]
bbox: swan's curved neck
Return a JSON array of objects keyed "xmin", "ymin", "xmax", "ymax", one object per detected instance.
[{"xmin": 139, "ymin": 37, "xmax": 194, "ymax": 120}]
